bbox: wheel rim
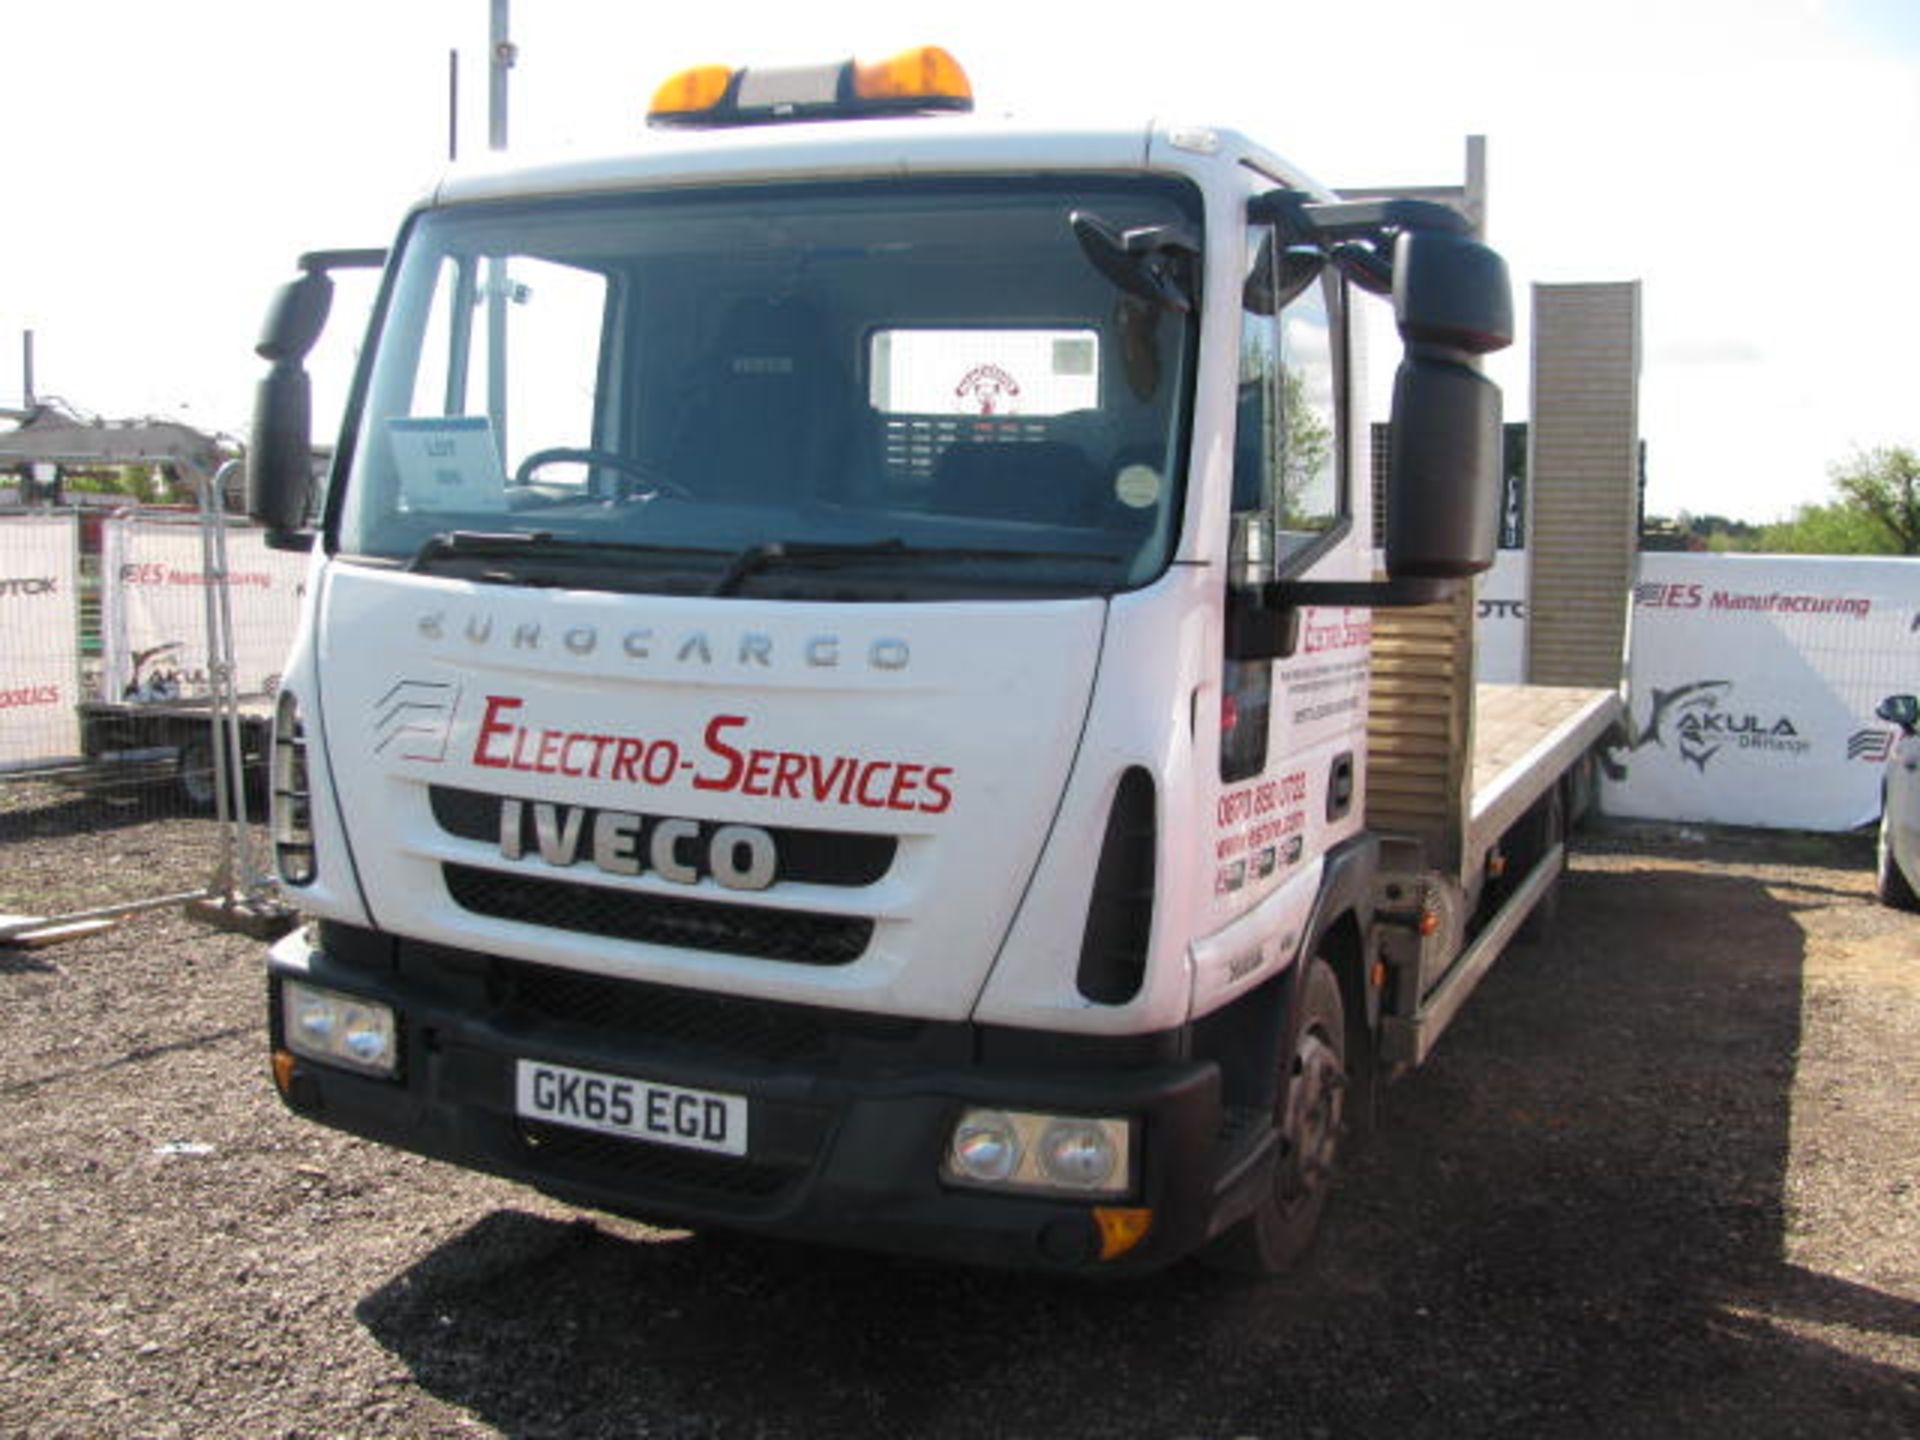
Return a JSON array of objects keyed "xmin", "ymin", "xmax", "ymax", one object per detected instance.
[{"xmin": 1277, "ymin": 1028, "xmax": 1344, "ymax": 1216}]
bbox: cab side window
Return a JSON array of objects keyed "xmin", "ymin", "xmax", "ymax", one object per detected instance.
[
  {"xmin": 1220, "ymin": 223, "xmax": 1347, "ymax": 784},
  {"xmin": 1232, "ymin": 224, "xmax": 1345, "ymax": 577},
  {"xmin": 1277, "ymin": 278, "xmax": 1341, "ymax": 555}
]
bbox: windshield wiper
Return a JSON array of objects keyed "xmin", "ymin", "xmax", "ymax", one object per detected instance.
[
  {"xmin": 410, "ymin": 529, "xmax": 724, "ymax": 578},
  {"xmin": 410, "ymin": 529, "xmax": 552, "ymax": 568},
  {"xmin": 708, "ymin": 538, "xmax": 1122, "ymax": 596}
]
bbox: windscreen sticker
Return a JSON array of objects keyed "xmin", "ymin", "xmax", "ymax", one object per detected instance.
[
  {"xmin": 389, "ymin": 416, "xmax": 508, "ymax": 514},
  {"xmin": 955, "ymin": 364, "xmax": 1020, "ymax": 415},
  {"xmin": 1115, "ymin": 464, "xmax": 1161, "ymax": 509}
]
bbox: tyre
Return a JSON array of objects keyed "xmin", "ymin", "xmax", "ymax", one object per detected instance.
[
  {"xmin": 1876, "ymin": 807, "xmax": 1919, "ymax": 912},
  {"xmin": 1203, "ymin": 957, "xmax": 1347, "ymax": 1275},
  {"xmin": 177, "ymin": 736, "xmax": 218, "ymax": 812}
]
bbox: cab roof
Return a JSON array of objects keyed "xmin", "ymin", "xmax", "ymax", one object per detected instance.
[{"xmin": 429, "ymin": 114, "xmax": 1325, "ymax": 210}]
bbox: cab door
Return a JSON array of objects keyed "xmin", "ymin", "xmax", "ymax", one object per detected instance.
[{"xmin": 1208, "ymin": 217, "xmax": 1368, "ymax": 927}]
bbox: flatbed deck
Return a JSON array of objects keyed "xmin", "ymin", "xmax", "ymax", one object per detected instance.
[
  {"xmin": 1468, "ymin": 683, "xmax": 1622, "ymax": 860},
  {"xmin": 1378, "ymin": 682, "xmax": 1625, "ymax": 1069}
]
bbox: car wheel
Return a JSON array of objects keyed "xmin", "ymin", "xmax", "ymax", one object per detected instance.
[
  {"xmin": 177, "ymin": 736, "xmax": 217, "ymax": 812},
  {"xmin": 1876, "ymin": 806, "xmax": 1919, "ymax": 911}
]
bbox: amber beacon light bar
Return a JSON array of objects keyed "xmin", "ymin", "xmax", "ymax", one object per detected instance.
[{"xmin": 648, "ymin": 46, "xmax": 974, "ymax": 128}]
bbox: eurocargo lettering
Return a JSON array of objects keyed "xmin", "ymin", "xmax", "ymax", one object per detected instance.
[{"xmin": 247, "ymin": 47, "xmax": 1623, "ymax": 1276}]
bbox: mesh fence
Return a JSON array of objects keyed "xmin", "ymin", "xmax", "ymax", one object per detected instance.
[{"xmin": 0, "ymin": 501, "xmax": 301, "ymax": 938}]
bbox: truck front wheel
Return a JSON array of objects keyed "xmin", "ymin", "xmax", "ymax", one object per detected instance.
[{"xmin": 1203, "ymin": 956, "xmax": 1347, "ymax": 1275}]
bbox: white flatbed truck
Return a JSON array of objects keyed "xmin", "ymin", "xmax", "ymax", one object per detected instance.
[{"xmin": 248, "ymin": 49, "xmax": 1621, "ymax": 1273}]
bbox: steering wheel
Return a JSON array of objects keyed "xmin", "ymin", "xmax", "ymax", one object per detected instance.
[{"xmin": 512, "ymin": 447, "xmax": 690, "ymax": 503}]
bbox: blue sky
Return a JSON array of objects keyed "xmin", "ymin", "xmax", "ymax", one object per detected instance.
[{"xmin": 1, "ymin": 0, "xmax": 1915, "ymax": 524}]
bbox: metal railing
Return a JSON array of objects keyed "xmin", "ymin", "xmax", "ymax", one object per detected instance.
[{"xmin": 0, "ymin": 466, "xmax": 296, "ymax": 944}]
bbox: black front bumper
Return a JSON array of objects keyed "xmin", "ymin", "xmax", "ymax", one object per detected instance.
[{"xmin": 269, "ymin": 924, "xmax": 1231, "ymax": 1274}]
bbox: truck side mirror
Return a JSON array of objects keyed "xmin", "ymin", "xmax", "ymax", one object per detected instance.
[
  {"xmin": 249, "ymin": 269, "xmax": 334, "ymax": 549},
  {"xmin": 1877, "ymin": 694, "xmax": 1919, "ymax": 734},
  {"xmin": 1382, "ymin": 228, "xmax": 1513, "ymax": 582},
  {"xmin": 247, "ymin": 249, "xmax": 386, "ymax": 551},
  {"xmin": 1226, "ymin": 197, "xmax": 1514, "ymax": 659},
  {"xmin": 1384, "ymin": 351, "xmax": 1501, "ymax": 580},
  {"xmin": 1394, "ymin": 228, "xmax": 1513, "ymax": 356}
]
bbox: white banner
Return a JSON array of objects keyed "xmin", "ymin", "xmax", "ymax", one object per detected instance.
[
  {"xmin": 1604, "ymin": 553, "xmax": 1920, "ymax": 830},
  {"xmin": 101, "ymin": 517, "xmax": 307, "ymax": 703},
  {"xmin": 0, "ymin": 513, "xmax": 81, "ymax": 765},
  {"xmin": 1475, "ymin": 548, "xmax": 1530, "ymax": 684}
]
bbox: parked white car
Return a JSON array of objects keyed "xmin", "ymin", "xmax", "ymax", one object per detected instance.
[{"xmin": 1875, "ymin": 694, "xmax": 1920, "ymax": 910}]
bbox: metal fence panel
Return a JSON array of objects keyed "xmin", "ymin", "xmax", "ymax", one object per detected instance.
[
  {"xmin": 1, "ymin": 480, "xmax": 298, "ymax": 941},
  {"xmin": 0, "ymin": 510, "xmax": 80, "ymax": 766}
]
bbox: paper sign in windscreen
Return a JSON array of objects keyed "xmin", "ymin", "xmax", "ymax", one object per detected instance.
[{"xmin": 389, "ymin": 417, "xmax": 508, "ymax": 513}]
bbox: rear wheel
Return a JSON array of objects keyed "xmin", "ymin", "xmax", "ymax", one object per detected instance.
[
  {"xmin": 1203, "ymin": 957, "xmax": 1347, "ymax": 1275},
  {"xmin": 1876, "ymin": 806, "xmax": 1919, "ymax": 911}
]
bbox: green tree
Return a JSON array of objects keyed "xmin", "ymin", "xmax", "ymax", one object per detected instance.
[
  {"xmin": 1752, "ymin": 500, "xmax": 1895, "ymax": 555},
  {"xmin": 1280, "ymin": 364, "xmax": 1334, "ymax": 526},
  {"xmin": 59, "ymin": 465, "xmax": 154, "ymax": 498},
  {"xmin": 1830, "ymin": 445, "xmax": 1920, "ymax": 553},
  {"xmin": 1745, "ymin": 446, "xmax": 1920, "ymax": 556}
]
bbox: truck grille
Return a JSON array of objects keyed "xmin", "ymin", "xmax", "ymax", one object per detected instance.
[
  {"xmin": 488, "ymin": 954, "xmax": 918, "ymax": 1061},
  {"xmin": 429, "ymin": 785, "xmax": 896, "ymax": 886},
  {"xmin": 442, "ymin": 863, "xmax": 873, "ymax": 965}
]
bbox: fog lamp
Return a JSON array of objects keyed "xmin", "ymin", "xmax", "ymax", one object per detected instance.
[{"xmin": 281, "ymin": 980, "xmax": 397, "ymax": 1078}]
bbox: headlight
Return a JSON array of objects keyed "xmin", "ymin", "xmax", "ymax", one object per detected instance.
[
  {"xmin": 280, "ymin": 979, "xmax": 398, "ymax": 1078},
  {"xmin": 943, "ymin": 1108, "xmax": 1133, "ymax": 1197},
  {"xmin": 950, "ymin": 1111, "xmax": 1022, "ymax": 1183},
  {"xmin": 1037, "ymin": 1119, "xmax": 1121, "ymax": 1189}
]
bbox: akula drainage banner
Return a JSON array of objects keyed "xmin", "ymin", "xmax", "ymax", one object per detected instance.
[{"xmin": 1604, "ymin": 553, "xmax": 1920, "ymax": 831}]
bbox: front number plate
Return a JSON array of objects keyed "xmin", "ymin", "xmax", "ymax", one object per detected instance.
[{"xmin": 515, "ymin": 1059, "xmax": 748, "ymax": 1157}]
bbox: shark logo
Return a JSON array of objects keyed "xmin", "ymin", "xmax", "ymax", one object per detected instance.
[
  {"xmin": 374, "ymin": 680, "xmax": 461, "ymax": 763},
  {"xmin": 1650, "ymin": 680, "xmax": 1736, "ymax": 772},
  {"xmin": 123, "ymin": 641, "xmax": 186, "ymax": 701},
  {"xmin": 1606, "ymin": 678, "xmax": 1808, "ymax": 778},
  {"xmin": 1604, "ymin": 679, "xmax": 1735, "ymax": 778}
]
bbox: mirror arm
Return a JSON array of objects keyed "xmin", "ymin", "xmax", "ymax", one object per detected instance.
[
  {"xmin": 298, "ymin": 247, "xmax": 387, "ymax": 276},
  {"xmin": 1227, "ymin": 576, "xmax": 1459, "ymax": 661},
  {"xmin": 1250, "ymin": 191, "xmax": 1473, "ymax": 245}
]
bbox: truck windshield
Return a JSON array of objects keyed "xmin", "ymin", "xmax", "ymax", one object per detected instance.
[{"xmin": 334, "ymin": 176, "xmax": 1199, "ymax": 599}]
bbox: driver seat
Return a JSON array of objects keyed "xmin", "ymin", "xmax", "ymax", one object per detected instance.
[{"xmin": 668, "ymin": 297, "xmax": 850, "ymax": 505}]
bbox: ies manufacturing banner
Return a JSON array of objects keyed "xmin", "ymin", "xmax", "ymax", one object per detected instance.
[{"xmin": 1604, "ymin": 553, "xmax": 1920, "ymax": 831}]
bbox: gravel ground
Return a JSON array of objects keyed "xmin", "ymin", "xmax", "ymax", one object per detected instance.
[{"xmin": 1, "ymin": 801, "xmax": 1916, "ymax": 1439}]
